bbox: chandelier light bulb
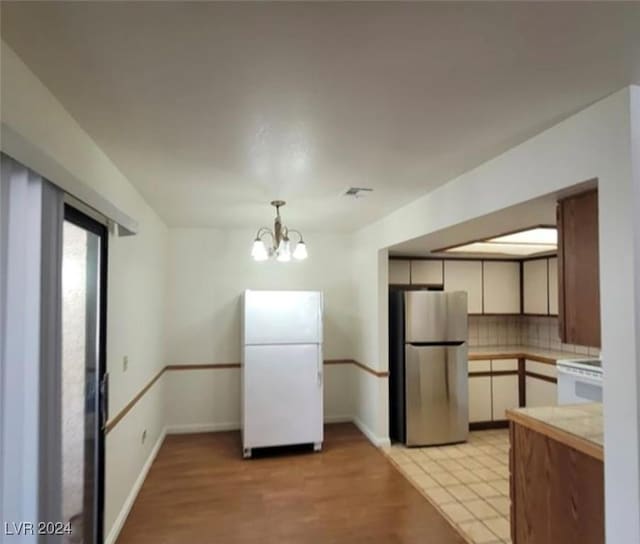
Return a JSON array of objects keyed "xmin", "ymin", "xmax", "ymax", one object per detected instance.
[
  {"xmin": 293, "ymin": 241, "xmax": 308, "ymax": 260},
  {"xmin": 251, "ymin": 239, "xmax": 268, "ymax": 261},
  {"xmin": 276, "ymin": 238, "xmax": 291, "ymax": 262}
]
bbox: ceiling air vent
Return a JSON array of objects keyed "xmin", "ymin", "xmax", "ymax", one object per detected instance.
[{"xmin": 343, "ymin": 187, "xmax": 373, "ymax": 198}]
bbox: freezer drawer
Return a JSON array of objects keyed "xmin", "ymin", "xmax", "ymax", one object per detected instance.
[
  {"xmin": 404, "ymin": 291, "xmax": 467, "ymax": 343},
  {"xmin": 405, "ymin": 344, "xmax": 468, "ymax": 446},
  {"xmin": 243, "ymin": 344, "xmax": 323, "ymax": 449}
]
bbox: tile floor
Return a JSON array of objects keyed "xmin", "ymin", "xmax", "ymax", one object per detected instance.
[{"xmin": 383, "ymin": 429, "xmax": 511, "ymax": 544}]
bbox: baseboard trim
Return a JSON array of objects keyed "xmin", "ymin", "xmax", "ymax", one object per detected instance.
[
  {"xmin": 165, "ymin": 422, "xmax": 240, "ymax": 434},
  {"xmin": 324, "ymin": 415, "xmax": 354, "ymax": 424},
  {"xmin": 105, "ymin": 427, "xmax": 166, "ymax": 544},
  {"xmin": 469, "ymin": 420, "xmax": 510, "ymax": 431},
  {"xmin": 165, "ymin": 417, "xmax": 356, "ymax": 435},
  {"xmin": 353, "ymin": 417, "xmax": 391, "ymax": 448}
]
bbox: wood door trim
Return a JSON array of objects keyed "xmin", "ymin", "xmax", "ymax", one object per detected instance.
[{"xmin": 507, "ymin": 410, "xmax": 603, "ymax": 461}]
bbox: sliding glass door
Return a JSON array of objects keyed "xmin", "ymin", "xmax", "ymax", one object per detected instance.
[{"xmin": 62, "ymin": 206, "xmax": 107, "ymax": 544}]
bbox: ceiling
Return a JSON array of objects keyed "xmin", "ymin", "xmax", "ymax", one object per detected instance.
[{"xmin": 2, "ymin": 2, "xmax": 639, "ymax": 231}]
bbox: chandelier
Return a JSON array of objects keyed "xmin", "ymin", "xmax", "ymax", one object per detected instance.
[{"xmin": 251, "ymin": 200, "xmax": 308, "ymax": 262}]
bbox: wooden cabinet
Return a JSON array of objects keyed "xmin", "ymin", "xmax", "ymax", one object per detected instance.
[
  {"xmin": 510, "ymin": 420, "xmax": 604, "ymax": 544},
  {"xmin": 483, "ymin": 261, "xmax": 521, "ymax": 314},
  {"xmin": 523, "ymin": 259, "xmax": 549, "ymax": 315},
  {"xmin": 389, "ymin": 260, "xmax": 410, "ymax": 284},
  {"xmin": 558, "ymin": 189, "xmax": 600, "ymax": 347},
  {"xmin": 444, "ymin": 260, "xmax": 483, "ymax": 314},
  {"xmin": 410, "ymin": 260, "xmax": 443, "ymax": 285},
  {"xmin": 469, "ymin": 375, "xmax": 492, "ymax": 423}
]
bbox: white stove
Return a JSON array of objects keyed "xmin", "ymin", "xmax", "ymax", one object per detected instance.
[{"xmin": 557, "ymin": 358, "xmax": 602, "ymax": 404}]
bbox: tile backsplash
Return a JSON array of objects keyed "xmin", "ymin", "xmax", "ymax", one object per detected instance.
[
  {"xmin": 468, "ymin": 315, "xmax": 600, "ymax": 357},
  {"xmin": 468, "ymin": 316, "xmax": 521, "ymax": 346}
]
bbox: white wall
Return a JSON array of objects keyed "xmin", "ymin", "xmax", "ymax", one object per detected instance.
[
  {"xmin": 352, "ymin": 87, "xmax": 640, "ymax": 542},
  {"xmin": 1, "ymin": 42, "xmax": 169, "ymax": 541},
  {"xmin": 349, "ymin": 245, "xmax": 389, "ymax": 443},
  {"xmin": 164, "ymin": 228, "xmax": 356, "ymax": 429}
]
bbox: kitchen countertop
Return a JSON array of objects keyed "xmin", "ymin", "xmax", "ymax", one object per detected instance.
[
  {"xmin": 507, "ymin": 403, "xmax": 603, "ymax": 460},
  {"xmin": 468, "ymin": 344, "xmax": 594, "ymax": 364}
]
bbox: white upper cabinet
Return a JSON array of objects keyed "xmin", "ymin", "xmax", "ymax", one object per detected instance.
[
  {"xmin": 523, "ymin": 259, "xmax": 549, "ymax": 315},
  {"xmin": 548, "ymin": 257, "xmax": 559, "ymax": 315},
  {"xmin": 444, "ymin": 260, "xmax": 483, "ymax": 314},
  {"xmin": 389, "ymin": 260, "xmax": 410, "ymax": 284},
  {"xmin": 410, "ymin": 260, "xmax": 443, "ymax": 285},
  {"xmin": 483, "ymin": 261, "xmax": 521, "ymax": 314}
]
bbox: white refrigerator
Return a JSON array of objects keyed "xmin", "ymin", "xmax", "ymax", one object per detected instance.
[{"xmin": 241, "ymin": 290, "xmax": 324, "ymax": 458}]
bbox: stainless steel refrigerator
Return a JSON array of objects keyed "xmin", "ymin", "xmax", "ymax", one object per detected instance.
[{"xmin": 389, "ymin": 290, "xmax": 468, "ymax": 446}]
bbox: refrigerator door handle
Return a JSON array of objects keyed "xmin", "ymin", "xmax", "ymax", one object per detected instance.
[{"xmin": 317, "ymin": 353, "xmax": 322, "ymax": 387}]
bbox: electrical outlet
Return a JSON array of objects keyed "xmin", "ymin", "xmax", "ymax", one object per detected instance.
[
  {"xmin": 141, "ymin": 429, "xmax": 147, "ymax": 444},
  {"xmin": 123, "ymin": 356, "xmax": 128, "ymax": 372}
]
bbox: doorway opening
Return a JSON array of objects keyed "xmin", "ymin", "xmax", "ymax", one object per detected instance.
[{"xmin": 62, "ymin": 205, "xmax": 108, "ymax": 543}]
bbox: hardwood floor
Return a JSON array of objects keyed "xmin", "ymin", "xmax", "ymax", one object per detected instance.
[{"xmin": 116, "ymin": 424, "xmax": 466, "ymax": 544}]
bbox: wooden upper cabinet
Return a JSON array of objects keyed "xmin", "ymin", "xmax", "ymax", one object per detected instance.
[
  {"xmin": 410, "ymin": 260, "xmax": 443, "ymax": 285},
  {"xmin": 523, "ymin": 259, "xmax": 549, "ymax": 315},
  {"xmin": 558, "ymin": 189, "xmax": 600, "ymax": 347},
  {"xmin": 389, "ymin": 260, "xmax": 410, "ymax": 284},
  {"xmin": 483, "ymin": 261, "xmax": 521, "ymax": 314},
  {"xmin": 444, "ymin": 260, "xmax": 483, "ymax": 314},
  {"xmin": 548, "ymin": 257, "xmax": 559, "ymax": 315}
]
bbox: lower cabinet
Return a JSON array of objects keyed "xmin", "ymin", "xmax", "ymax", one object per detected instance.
[
  {"xmin": 525, "ymin": 359, "xmax": 558, "ymax": 407},
  {"xmin": 492, "ymin": 374, "xmax": 519, "ymax": 420},
  {"xmin": 469, "ymin": 358, "xmax": 560, "ymax": 425},
  {"xmin": 469, "ymin": 376, "xmax": 492, "ymax": 423},
  {"xmin": 526, "ymin": 377, "xmax": 557, "ymax": 407},
  {"xmin": 469, "ymin": 358, "xmax": 519, "ymax": 424}
]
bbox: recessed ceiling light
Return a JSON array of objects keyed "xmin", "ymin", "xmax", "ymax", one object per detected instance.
[{"xmin": 436, "ymin": 226, "xmax": 557, "ymax": 257}]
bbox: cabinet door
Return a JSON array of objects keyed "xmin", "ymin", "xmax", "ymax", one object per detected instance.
[
  {"xmin": 558, "ymin": 189, "xmax": 600, "ymax": 347},
  {"xmin": 492, "ymin": 375, "xmax": 519, "ymax": 420},
  {"xmin": 389, "ymin": 260, "xmax": 410, "ymax": 284},
  {"xmin": 523, "ymin": 259, "xmax": 549, "ymax": 315},
  {"xmin": 444, "ymin": 260, "xmax": 482, "ymax": 314},
  {"xmin": 411, "ymin": 260, "xmax": 443, "ymax": 285},
  {"xmin": 526, "ymin": 376, "xmax": 558, "ymax": 407},
  {"xmin": 548, "ymin": 257, "xmax": 559, "ymax": 315},
  {"xmin": 483, "ymin": 261, "xmax": 520, "ymax": 314},
  {"xmin": 469, "ymin": 376, "xmax": 492, "ymax": 423},
  {"xmin": 491, "ymin": 358, "xmax": 518, "ymax": 372}
]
